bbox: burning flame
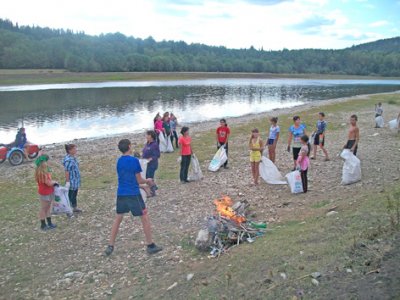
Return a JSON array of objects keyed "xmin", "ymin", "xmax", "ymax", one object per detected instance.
[{"xmin": 213, "ymin": 196, "xmax": 246, "ymax": 224}]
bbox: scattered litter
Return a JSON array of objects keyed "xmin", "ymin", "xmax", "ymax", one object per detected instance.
[
  {"xmin": 311, "ymin": 272, "xmax": 321, "ymax": 279},
  {"xmin": 166, "ymin": 282, "xmax": 178, "ymax": 291},
  {"xmin": 186, "ymin": 273, "xmax": 194, "ymax": 281},
  {"xmin": 280, "ymin": 273, "xmax": 287, "ymax": 280},
  {"xmin": 311, "ymin": 278, "xmax": 319, "ymax": 286},
  {"xmin": 326, "ymin": 211, "xmax": 338, "ymax": 217}
]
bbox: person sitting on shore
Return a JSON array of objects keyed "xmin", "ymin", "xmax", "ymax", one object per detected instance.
[
  {"xmin": 104, "ymin": 139, "xmax": 162, "ymax": 256},
  {"xmin": 14, "ymin": 127, "xmax": 31, "ymax": 159},
  {"xmin": 343, "ymin": 114, "xmax": 360, "ymax": 156},
  {"xmin": 311, "ymin": 112, "xmax": 329, "ymax": 161}
]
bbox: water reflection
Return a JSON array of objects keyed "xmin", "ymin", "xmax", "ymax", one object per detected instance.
[{"xmin": 0, "ymin": 79, "xmax": 399, "ymax": 144}]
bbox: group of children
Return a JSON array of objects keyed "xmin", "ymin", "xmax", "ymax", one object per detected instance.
[{"xmin": 33, "ymin": 109, "xmax": 363, "ymax": 257}]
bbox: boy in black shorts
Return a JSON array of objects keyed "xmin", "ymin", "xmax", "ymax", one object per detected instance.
[
  {"xmin": 104, "ymin": 139, "xmax": 162, "ymax": 256},
  {"xmin": 343, "ymin": 115, "xmax": 360, "ymax": 156}
]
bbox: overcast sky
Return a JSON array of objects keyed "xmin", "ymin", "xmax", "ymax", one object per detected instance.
[{"xmin": 2, "ymin": 0, "xmax": 399, "ymax": 50}]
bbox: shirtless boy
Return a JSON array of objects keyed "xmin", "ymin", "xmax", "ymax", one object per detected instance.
[{"xmin": 343, "ymin": 115, "xmax": 360, "ymax": 156}]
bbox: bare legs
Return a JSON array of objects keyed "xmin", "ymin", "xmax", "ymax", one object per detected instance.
[
  {"xmin": 108, "ymin": 213, "xmax": 153, "ymax": 247},
  {"xmin": 250, "ymin": 161, "xmax": 260, "ymax": 185},
  {"xmin": 312, "ymin": 144, "xmax": 329, "ymax": 160},
  {"xmin": 268, "ymin": 144, "xmax": 276, "ymax": 163},
  {"xmin": 39, "ymin": 200, "xmax": 51, "ymax": 220}
]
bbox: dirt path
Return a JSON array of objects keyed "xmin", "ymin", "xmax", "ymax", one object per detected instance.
[{"xmin": 0, "ymin": 94, "xmax": 399, "ymax": 299}]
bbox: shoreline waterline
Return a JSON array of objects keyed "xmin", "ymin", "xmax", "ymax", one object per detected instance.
[{"xmin": 39, "ymin": 90, "xmax": 400, "ymax": 148}]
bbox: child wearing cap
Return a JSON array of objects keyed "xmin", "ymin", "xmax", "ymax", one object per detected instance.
[{"xmin": 35, "ymin": 155, "xmax": 58, "ymax": 231}]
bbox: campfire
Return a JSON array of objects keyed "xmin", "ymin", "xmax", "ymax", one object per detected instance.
[{"xmin": 195, "ymin": 196, "xmax": 266, "ymax": 258}]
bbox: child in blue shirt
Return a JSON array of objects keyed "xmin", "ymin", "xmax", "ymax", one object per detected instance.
[
  {"xmin": 311, "ymin": 112, "xmax": 330, "ymax": 161},
  {"xmin": 104, "ymin": 139, "xmax": 162, "ymax": 256}
]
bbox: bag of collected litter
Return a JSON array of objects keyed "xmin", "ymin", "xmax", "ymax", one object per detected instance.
[
  {"xmin": 375, "ymin": 116, "xmax": 384, "ymax": 128},
  {"xmin": 139, "ymin": 158, "xmax": 148, "ymax": 179},
  {"xmin": 389, "ymin": 119, "xmax": 399, "ymax": 131},
  {"xmin": 285, "ymin": 170, "xmax": 304, "ymax": 194},
  {"xmin": 259, "ymin": 156, "xmax": 286, "ymax": 185},
  {"xmin": 140, "ymin": 188, "xmax": 147, "ymax": 203},
  {"xmin": 340, "ymin": 149, "xmax": 361, "ymax": 185},
  {"xmin": 188, "ymin": 154, "xmax": 203, "ymax": 181},
  {"xmin": 166, "ymin": 135, "xmax": 174, "ymax": 153},
  {"xmin": 52, "ymin": 185, "xmax": 73, "ymax": 215},
  {"xmin": 159, "ymin": 132, "xmax": 167, "ymax": 153},
  {"xmin": 208, "ymin": 146, "xmax": 227, "ymax": 172}
]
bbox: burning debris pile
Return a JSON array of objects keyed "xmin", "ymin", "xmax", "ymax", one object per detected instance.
[{"xmin": 195, "ymin": 196, "xmax": 266, "ymax": 258}]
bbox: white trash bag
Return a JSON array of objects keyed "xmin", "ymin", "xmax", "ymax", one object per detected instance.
[
  {"xmin": 388, "ymin": 119, "xmax": 399, "ymax": 131},
  {"xmin": 285, "ymin": 170, "xmax": 304, "ymax": 194},
  {"xmin": 375, "ymin": 116, "xmax": 384, "ymax": 128},
  {"xmin": 139, "ymin": 158, "xmax": 148, "ymax": 179},
  {"xmin": 159, "ymin": 132, "xmax": 167, "ymax": 153},
  {"xmin": 259, "ymin": 156, "xmax": 287, "ymax": 185},
  {"xmin": 166, "ymin": 134, "xmax": 174, "ymax": 153},
  {"xmin": 188, "ymin": 154, "xmax": 203, "ymax": 181},
  {"xmin": 140, "ymin": 188, "xmax": 147, "ymax": 203},
  {"xmin": 340, "ymin": 149, "xmax": 361, "ymax": 185},
  {"xmin": 52, "ymin": 185, "xmax": 73, "ymax": 215},
  {"xmin": 208, "ymin": 146, "xmax": 227, "ymax": 172}
]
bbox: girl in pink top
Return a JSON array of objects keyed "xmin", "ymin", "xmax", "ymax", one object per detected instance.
[
  {"xmin": 178, "ymin": 126, "xmax": 192, "ymax": 183},
  {"xmin": 296, "ymin": 135, "xmax": 311, "ymax": 193}
]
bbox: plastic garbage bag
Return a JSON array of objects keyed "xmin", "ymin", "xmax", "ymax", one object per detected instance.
[
  {"xmin": 389, "ymin": 119, "xmax": 399, "ymax": 131},
  {"xmin": 166, "ymin": 135, "xmax": 174, "ymax": 153},
  {"xmin": 159, "ymin": 132, "xmax": 167, "ymax": 153},
  {"xmin": 139, "ymin": 158, "xmax": 148, "ymax": 179},
  {"xmin": 340, "ymin": 149, "xmax": 361, "ymax": 185},
  {"xmin": 259, "ymin": 156, "xmax": 287, "ymax": 185},
  {"xmin": 208, "ymin": 146, "xmax": 227, "ymax": 172},
  {"xmin": 375, "ymin": 116, "xmax": 384, "ymax": 128},
  {"xmin": 188, "ymin": 154, "xmax": 203, "ymax": 181},
  {"xmin": 140, "ymin": 188, "xmax": 147, "ymax": 203},
  {"xmin": 52, "ymin": 185, "xmax": 73, "ymax": 215},
  {"xmin": 285, "ymin": 170, "xmax": 304, "ymax": 194}
]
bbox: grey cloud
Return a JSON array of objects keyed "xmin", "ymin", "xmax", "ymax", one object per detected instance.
[{"xmin": 287, "ymin": 15, "xmax": 336, "ymax": 34}]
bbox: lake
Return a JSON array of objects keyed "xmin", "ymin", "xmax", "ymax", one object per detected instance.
[{"xmin": 0, "ymin": 78, "xmax": 399, "ymax": 145}]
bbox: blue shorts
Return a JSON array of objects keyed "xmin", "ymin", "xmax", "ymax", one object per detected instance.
[
  {"xmin": 116, "ymin": 195, "xmax": 147, "ymax": 216},
  {"xmin": 267, "ymin": 139, "xmax": 275, "ymax": 145}
]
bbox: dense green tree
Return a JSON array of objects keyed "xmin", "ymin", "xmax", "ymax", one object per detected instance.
[{"xmin": 0, "ymin": 19, "xmax": 400, "ymax": 76}]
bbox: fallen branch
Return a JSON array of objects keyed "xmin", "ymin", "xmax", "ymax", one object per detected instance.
[{"xmin": 366, "ymin": 268, "xmax": 380, "ymax": 275}]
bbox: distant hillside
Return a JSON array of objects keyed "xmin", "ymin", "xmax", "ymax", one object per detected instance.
[
  {"xmin": 350, "ymin": 37, "xmax": 400, "ymax": 53},
  {"xmin": 0, "ymin": 19, "xmax": 399, "ymax": 76}
]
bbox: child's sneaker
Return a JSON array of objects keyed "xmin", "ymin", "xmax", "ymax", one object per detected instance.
[
  {"xmin": 104, "ymin": 245, "xmax": 114, "ymax": 256},
  {"xmin": 147, "ymin": 244, "xmax": 163, "ymax": 254},
  {"xmin": 47, "ymin": 224, "xmax": 57, "ymax": 230}
]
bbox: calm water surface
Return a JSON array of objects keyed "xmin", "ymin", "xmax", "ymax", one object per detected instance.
[{"xmin": 0, "ymin": 78, "xmax": 399, "ymax": 144}]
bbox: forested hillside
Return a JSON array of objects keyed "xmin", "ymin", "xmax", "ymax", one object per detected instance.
[{"xmin": 1, "ymin": 19, "xmax": 399, "ymax": 76}]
